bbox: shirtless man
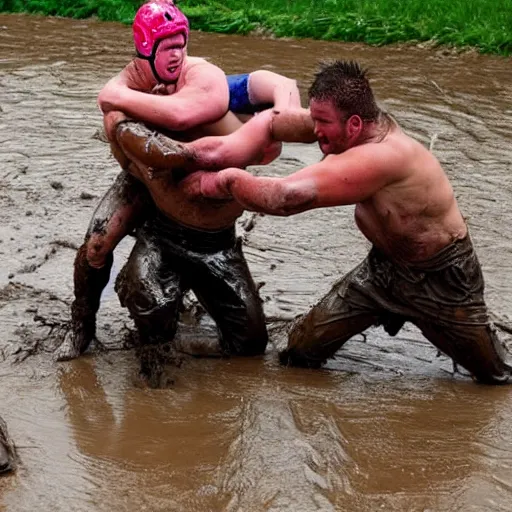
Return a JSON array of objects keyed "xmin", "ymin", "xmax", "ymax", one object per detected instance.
[
  {"xmin": 56, "ymin": 0, "xmax": 303, "ymax": 385},
  {"xmin": 183, "ymin": 59, "xmax": 510, "ymax": 384}
]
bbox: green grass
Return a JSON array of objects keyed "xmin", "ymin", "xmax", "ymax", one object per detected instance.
[{"xmin": 1, "ymin": 0, "xmax": 511, "ymax": 55}]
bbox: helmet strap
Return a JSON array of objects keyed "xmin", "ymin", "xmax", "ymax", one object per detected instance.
[{"xmin": 149, "ymin": 56, "xmax": 165, "ymax": 83}]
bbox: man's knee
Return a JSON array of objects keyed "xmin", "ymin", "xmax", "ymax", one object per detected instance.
[
  {"xmin": 279, "ymin": 316, "xmax": 326, "ymax": 368},
  {"xmin": 241, "ymin": 318, "xmax": 268, "ymax": 356},
  {"xmin": 116, "ymin": 266, "xmax": 179, "ymax": 336},
  {"xmin": 280, "ymin": 310, "xmax": 352, "ymax": 368}
]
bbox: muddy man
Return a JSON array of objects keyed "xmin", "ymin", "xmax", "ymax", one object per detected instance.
[
  {"xmin": 56, "ymin": 0, "xmax": 310, "ymax": 387},
  {"xmin": 193, "ymin": 60, "xmax": 511, "ymax": 384}
]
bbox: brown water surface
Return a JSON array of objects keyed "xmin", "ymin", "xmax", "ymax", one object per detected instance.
[{"xmin": 1, "ymin": 13, "xmax": 512, "ymax": 511}]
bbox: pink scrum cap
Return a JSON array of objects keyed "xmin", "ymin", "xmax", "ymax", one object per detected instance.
[{"xmin": 133, "ymin": 0, "xmax": 190, "ymax": 58}]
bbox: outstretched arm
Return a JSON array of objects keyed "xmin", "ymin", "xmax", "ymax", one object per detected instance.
[
  {"xmin": 185, "ymin": 109, "xmax": 317, "ymax": 171},
  {"xmin": 270, "ymin": 108, "xmax": 316, "ymax": 143},
  {"xmin": 114, "ymin": 107, "xmax": 316, "ymax": 178},
  {"xmin": 186, "ymin": 109, "xmax": 275, "ymax": 169},
  {"xmin": 199, "ymin": 143, "xmax": 405, "ymax": 215}
]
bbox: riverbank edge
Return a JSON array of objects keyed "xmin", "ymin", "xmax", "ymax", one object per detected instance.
[{"xmin": 1, "ymin": 5, "xmax": 511, "ymax": 57}]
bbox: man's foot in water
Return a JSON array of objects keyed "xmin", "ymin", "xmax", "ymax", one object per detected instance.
[
  {"xmin": 54, "ymin": 322, "xmax": 96, "ymax": 362},
  {"xmin": 137, "ymin": 342, "xmax": 181, "ymax": 389}
]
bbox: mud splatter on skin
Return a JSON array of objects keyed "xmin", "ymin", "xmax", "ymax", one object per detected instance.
[
  {"xmin": 53, "ymin": 170, "xmax": 154, "ymax": 361},
  {"xmin": 53, "ymin": 241, "xmax": 113, "ymax": 362},
  {"xmin": 91, "ymin": 218, "xmax": 108, "ymax": 237},
  {"xmin": 116, "ymin": 121, "xmax": 195, "ymax": 180}
]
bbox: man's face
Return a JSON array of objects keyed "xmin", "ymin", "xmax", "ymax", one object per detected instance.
[
  {"xmin": 309, "ymin": 98, "xmax": 349, "ymax": 155},
  {"xmin": 153, "ymin": 33, "xmax": 186, "ymax": 83}
]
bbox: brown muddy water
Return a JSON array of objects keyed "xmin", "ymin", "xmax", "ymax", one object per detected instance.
[{"xmin": 1, "ymin": 13, "xmax": 512, "ymax": 512}]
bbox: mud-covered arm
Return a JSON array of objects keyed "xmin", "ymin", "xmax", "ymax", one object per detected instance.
[
  {"xmin": 199, "ymin": 143, "xmax": 406, "ymax": 215},
  {"xmin": 270, "ymin": 108, "xmax": 316, "ymax": 143},
  {"xmin": 98, "ymin": 59, "xmax": 229, "ymax": 132},
  {"xmin": 99, "ymin": 60, "xmax": 158, "ymax": 141},
  {"xmin": 115, "ymin": 108, "xmax": 275, "ymax": 180},
  {"xmin": 114, "ymin": 107, "xmax": 314, "ymax": 178}
]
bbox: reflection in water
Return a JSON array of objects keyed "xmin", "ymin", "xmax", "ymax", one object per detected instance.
[
  {"xmin": 54, "ymin": 358, "xmax": 512, "ymax": 511},
  {"xmin": 1, "ymin": 13, "xmax": 512, "ymax": 512}
]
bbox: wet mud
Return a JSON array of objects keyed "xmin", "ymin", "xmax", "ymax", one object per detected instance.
[
  {"xmin": 0, "ymin": 416, "xmax": 16, "ymax": 475},
  {"xmin": 1, "ymin": 13, "xmax": 512, "ymax": 511}
]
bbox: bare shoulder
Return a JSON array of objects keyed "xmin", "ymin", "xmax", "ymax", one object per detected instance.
[
  {"xmin": 376, "ymin": 131, "xmax": 433, "ymax": 177},
  {"xmin": 345, "ymin": 135, "xmax": 410, "ymax": 169},
  {"xmin": 184, "ymin": 57, "xmax": 225, "ymax": 78},
  {"xmin": 380, "ymin": 130, "xmax": 450, "ymax": 197}
]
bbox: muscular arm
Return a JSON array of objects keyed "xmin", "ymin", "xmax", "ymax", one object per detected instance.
[
  {"xmin": 270, "ymin": 108, "xmax": 316, "ymax": 143},
  {"xmin": 98, "ymin": 59, "xmax": 229, "ymax": 132},
  {"xmin": 175, "ymin": 108, "xmax": 315, "ymax": 169},
  {"xmin": 246, "ymin": 71, "xmax": 315, "ymax": 143},
  {"xmin": 200, "ymin": 143, "xmax": 407, "ymax": 216},
  {"xmin": 187, "ymin": 109, "xmax": 274, "ymax": 169},
  {"xmin": 248, "ymin": 70, "xmax": 302, "ymax": 110},
  {"xmin": 113, "ymin": 106, "xmax": 314, "ymax": 178}
]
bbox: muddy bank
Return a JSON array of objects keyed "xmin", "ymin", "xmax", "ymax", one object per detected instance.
[{"xmin": 1, "ymin": 13, "xmax": 512, "ymax": 512}]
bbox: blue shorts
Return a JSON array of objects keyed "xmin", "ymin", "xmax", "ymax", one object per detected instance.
[{"xmin": 227, "ymin": 74, "xmax": 273, "ymax": 115}]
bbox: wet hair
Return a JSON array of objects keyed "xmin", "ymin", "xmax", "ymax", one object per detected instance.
[{"xmin": 308, "ymin": 60, "xmax": 380, "ymax": 121}]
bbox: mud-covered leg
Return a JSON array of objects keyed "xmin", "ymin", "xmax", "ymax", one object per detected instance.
[
  {"xmin": 191, "ymin": 239, "xmax": 268, "ymax": 357},
  {"xmin": 407, "ymin": 239, "xmax": 512, "ymax": 384},
  {"xmin": 55, "ymin": 246, "xmax": 114, "ymax": 362},
  {"xmin": 279, "ymin": 269, "xmax": 382, "ymax": 368},
  {"xmin": 116, "ymin": 235, "xmax": 184, "ymax": 388},
  {"xmin": 415, "ymin": 318, "xmax": 512, "ymax": 384},
  {"xmin": 55, "ymin": 171, "xmax": 150, "ymax": 361},
  {"xmin": 85, "ymin": 170, "xmax": 151, "ymax": 269}
]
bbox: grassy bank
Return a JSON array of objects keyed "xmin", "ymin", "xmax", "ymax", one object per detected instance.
[{"xmin": 1, "ymin": 0, "xmax": 511, "ymax": 56}]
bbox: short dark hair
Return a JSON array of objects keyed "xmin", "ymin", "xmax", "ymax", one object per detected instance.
[{"xmin": 308, "ymin": 60, "xmax": 380, "ymax": 121}]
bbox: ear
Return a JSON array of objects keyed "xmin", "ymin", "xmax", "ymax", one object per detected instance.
[{"xmin": 346, "ymin": 115, "xmax": 363, "ymax": 137}]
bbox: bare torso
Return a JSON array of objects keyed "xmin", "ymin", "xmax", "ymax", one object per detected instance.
[
  {"xmin": 354, "ymin": 125, "xmax": 467, "ymax": 262},
  {"xmin": 121, "ymin": 56, "xmax": 246, "ymax": 230},
  {"xmin": 148, "ymin": 173, "xmax": 244, "ymax": 229}
]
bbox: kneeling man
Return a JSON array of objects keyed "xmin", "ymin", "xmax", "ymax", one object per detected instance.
[{"xmin": 195, "ymin": 60, "xmax": 511, "ymax": 384}]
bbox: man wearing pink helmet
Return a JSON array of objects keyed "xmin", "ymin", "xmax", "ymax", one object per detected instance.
[{"xmin": 57, "ymin": 0, "xmax": 304, "ymax": 387}]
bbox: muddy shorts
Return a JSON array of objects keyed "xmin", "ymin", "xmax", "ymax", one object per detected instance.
[
  {"xmin": 116, "ymin": 211, "xmax": 268, "ymax": 356},
  {"xmin": 227, "ymin": 74, "xmax": 273, "ymax": 115},
  {"xmin": 286, "ymin": 235, "xmax": 512, "ymax": 383}
]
